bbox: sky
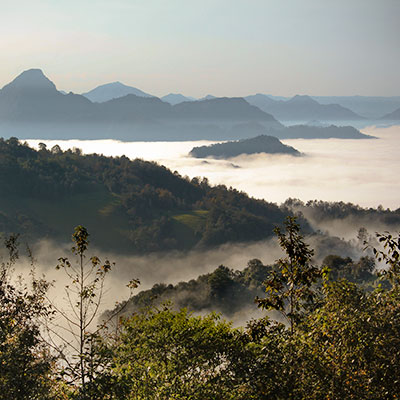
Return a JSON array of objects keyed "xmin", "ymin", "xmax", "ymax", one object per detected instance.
[{"xmin": 0, "ymin": 0, "xmax": 399, "ymax": 97}]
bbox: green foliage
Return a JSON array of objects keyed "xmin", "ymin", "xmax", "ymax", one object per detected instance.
[
  {"xmin": 108, "ymin": 307, "xmax": 245, "ymax": 400},
  {"xmin": 373, "ymin": 231, "xmax": 400, "ymax": 286},
  {"xmin": 2, "ymin": 219, "xmax": 400, "ymax": 399},
  {"xmin": 111, "ymin": 259, "xmax": 271, "ymax": 318},
  {"xmin": 256, "ymin": 216, "xmax": 322, "ymax": 332},
  {"xmin": 297, "ymin": 279, "xmax": 400, "ymax": 399},
  {"xmin": 0, "ymin": 235, "xmax": 54, "ymax": 400},
  {"xmin": 322, "ymin": 254, "xmax": 377, "ymax": 288}
]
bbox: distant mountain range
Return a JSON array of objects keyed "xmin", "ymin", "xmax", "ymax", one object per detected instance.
[
  {"xmin": 228, "ymin": 122, "xmax": 373, "ymax": 140},
  {"xmin": 0, "ymin": 69, "xmax": 282, "ymax": 140},
  {"xmin": 312, "ymin": 96, "xmax": 400, "ymax": 119},
  {"xmin": 245, "ymin": 94, "xmax": 400, "ymax": 120},
  {"xmin": 0, "ymin": 69, "xmax": 396, "ymax": 141},
  {"xmin": 245, "ymin": 94, "xmax": 364, "ymax": 121},
  {"xmin": 72, "ymin": 76, "xmax": 400, "ymax": 120},
  {"xmin": 76, "ymin": 82, "xmax": 400, "ymax": 120},
  {"xmin": 189, "ymin": 135, "xmax": 301, "ymax": 159}
]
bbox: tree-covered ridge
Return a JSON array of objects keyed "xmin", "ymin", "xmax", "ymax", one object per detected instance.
[
  {"xmin": 0, "ymin": 137, "xmax": 290, "ymax": 252},
  {"xmin": 189, "ymin": 134, "xmax": 300, "ymax": 159},
  {"xmin": 284, "ymin": 198, "xmax": 400, "ymax": 226},
  {"xmin": 111, "ymin": 253, "xmax": 378, "ymax": 320}
]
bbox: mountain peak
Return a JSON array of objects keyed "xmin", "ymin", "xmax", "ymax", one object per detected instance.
[
  {"xmin": 2, "ymin": 68, "xmax": 57, "ymax": 91},
  {"xmin": 287, "ymin": 95, "xmax": 318, "ymax": 105},
  {"xmin": 82, "ymin": 81, "xmax": 153, "ymax": 102},
  {"xmin": 161, "ymin": 93, "xmax": 195, "ymax": 105}
]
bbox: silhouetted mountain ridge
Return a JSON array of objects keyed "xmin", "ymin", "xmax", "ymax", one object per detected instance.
[
  {"xmin": 381, "ymin": 107, "xmax": 400, "ymax": 120},
  {"xmin": 229, "ymin": 123, "xmax": 373, "ymax": 139},
  {"xmin": 0, "ymin": 69, "xmax": 282, "ymax": 139},
  {"xmin": 245, "ymin": 94, "xmax": 365, "ymax": 121},
  {"xmin": 82, "ymin": 81, "xmax": 153, "ymax": 102}
]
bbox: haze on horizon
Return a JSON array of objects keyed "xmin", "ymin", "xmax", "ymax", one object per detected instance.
[{"xmin": 1, "ymin": 0, "xmax": 399, "ymax": 98}]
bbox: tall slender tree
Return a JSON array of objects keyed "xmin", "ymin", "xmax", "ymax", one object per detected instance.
[{"xmin": 47, "ymin": 226, "xmax": 139, "ymax": 399}]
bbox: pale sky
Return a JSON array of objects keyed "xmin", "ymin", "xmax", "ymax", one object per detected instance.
[{"xmin": 0, "ymin": 0, "xmax": 399, "ymax": 97}]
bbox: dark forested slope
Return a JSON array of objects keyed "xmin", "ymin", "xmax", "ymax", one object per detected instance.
[{"xmin": 0, "ymin": 138, "xmax": 291, "ymax": 252}]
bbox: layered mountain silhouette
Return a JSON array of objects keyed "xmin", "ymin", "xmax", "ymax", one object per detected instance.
[
  {"xmin": 0, "ymin": 69, "xmax": 382, "ymax": 141},
  {"xmin": 312, "ymin": 96, "xmax": 400, "ymax": 119},
  {"xmin": 199, "ymin": 94, "xmax": 217, "ymax": 101},
  {"xmin": 161, "ymin": 93, "xmax": 195, "ymax": 105},
  {"xmin": 0, "ymin": 69, "xmax": 282, "ymax": 140},
  {"xmin": 381, "ymin": 106, "xmax": 400, "ymax": 120},
  {"xmin": 82, "ymin": 81, "xmax": 153, "ymax": 102},
  {"xmin": 229, "ymin": 122, "xmax": 373, "ymax": 140},
  {"xmin": 245, "ymin": 94, "xmax": 364, "ymax": 121},
  {"xmin": 189, "ymin": 135, "xmax": 300, "ymax": 159}
]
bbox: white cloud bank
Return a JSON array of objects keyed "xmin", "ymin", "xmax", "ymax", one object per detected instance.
[{"xmin": 27, "ymin": 124, "xmax": 400, "ymax": 210}]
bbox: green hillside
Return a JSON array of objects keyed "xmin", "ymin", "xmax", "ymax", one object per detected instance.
[{"xmin": 0, "ymin": 137, "xmax": 291, "ymax": 252}]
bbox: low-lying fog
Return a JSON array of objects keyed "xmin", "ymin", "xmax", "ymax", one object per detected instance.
[
  {"xmin": 5, "ymin": 232, "xmax": 367, "ymax": 325},
  {"xmin": 19, "ymin": 124, "xmax": 399, "ymax": 323},
  {"xmin": 27, "ymin": 124, "xmax": 400, "ymax": 210}
]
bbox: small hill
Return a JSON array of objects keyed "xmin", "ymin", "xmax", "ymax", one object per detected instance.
[
  {"xmin": 189, "ymin": 135, "xmax": 300, "ymax": 159},
  {"xmin": 82, "ymin": 81, "xmax": 153, "ymax": 102},
  {"xmin": 161, "ymin": 93, "xmax": 195, "ymax": 105},
  {"xmin": 199, "ymin": 94, "xmax": 217, "ymax": 101},
  {"xmin": 108, "ymin": 254, "xmax": 378, "ymax": 319},
  {"xmin": 112, "ymin": 261, "xmax": 271, "ymax": 318}
]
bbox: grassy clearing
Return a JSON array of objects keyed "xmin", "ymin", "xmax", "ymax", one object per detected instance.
[{"xmin": 172, "ymin": 210, "xmax": 209, "ymax": 232}]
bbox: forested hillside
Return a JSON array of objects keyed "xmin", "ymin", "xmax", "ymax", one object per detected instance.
[
  {"xmin": 112, "ymin": 253, "xmax": 378, "ymax": 320},
  {"xmin": 0, "ymin": 137, "xmax": 291, "ymax": 252},
  {"xmin": 1, "ymin": 138, "xmax": 399, "ymax": 254}
]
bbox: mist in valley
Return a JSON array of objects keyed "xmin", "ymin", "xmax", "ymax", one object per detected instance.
[
  {"xmin": 3, "ymin": 207, "xmax": 385, "ymax": 326},
  {"xmin": 8, "ymin": 123, "xmax": 396, "ymax": 324},
  {"xmin": 27, "ymin": 124, "xmax": 400, "ymax": 209}
]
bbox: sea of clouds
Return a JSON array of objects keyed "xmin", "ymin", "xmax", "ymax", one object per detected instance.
[
  {"xmin": 19, "ymin": 124, "xmax": 399, "ymax": 323},
  {"xmin": 27, "ymin": 124, "xmax": 400, "ymax": 209}
]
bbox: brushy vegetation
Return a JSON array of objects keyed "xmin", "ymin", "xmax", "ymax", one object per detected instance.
[{"xmin": 1, "ymin": 218, "xmax": 400, "ymax": 399}]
